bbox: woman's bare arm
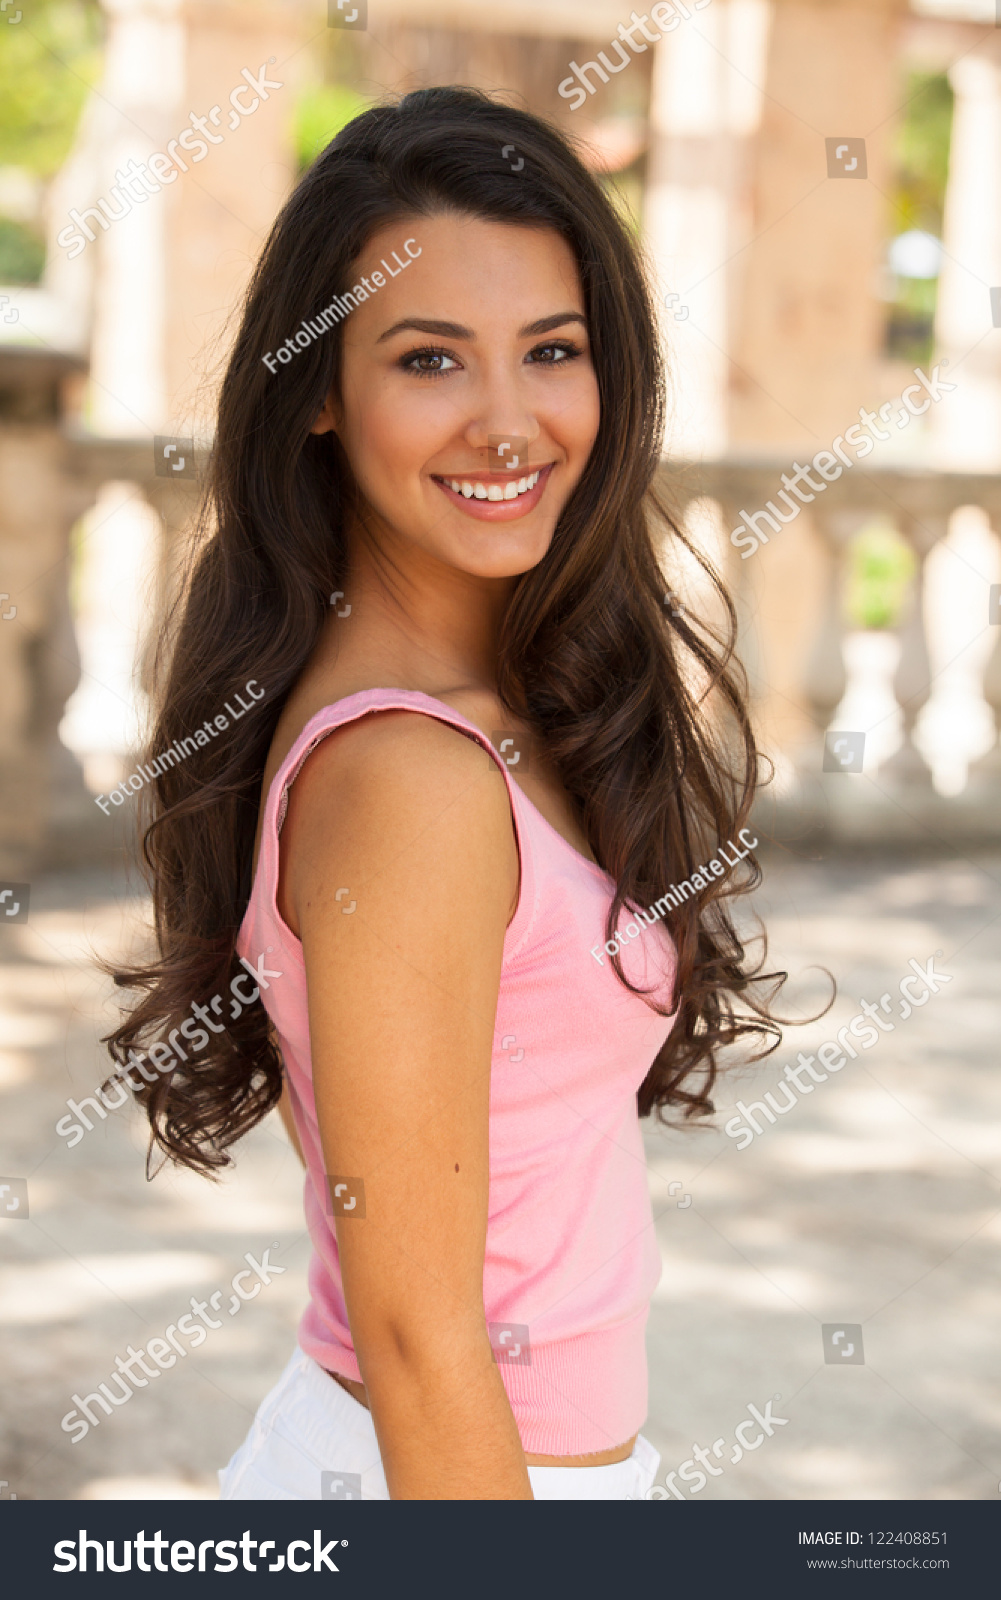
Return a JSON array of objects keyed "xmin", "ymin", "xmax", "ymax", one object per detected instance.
[{"xmin": 285, "ymin": 711, "xmax": 532, "ymax": 1500}]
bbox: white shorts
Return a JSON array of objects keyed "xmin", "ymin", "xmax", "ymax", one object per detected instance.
[{"xmin": 218, "ymin": 1346, "xmax": 660, "ymax": 1501}]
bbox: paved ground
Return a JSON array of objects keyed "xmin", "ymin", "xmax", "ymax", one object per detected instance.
[{"xmin": 0, "ymin": 844, "xmax": 998, "ymax": 1501}]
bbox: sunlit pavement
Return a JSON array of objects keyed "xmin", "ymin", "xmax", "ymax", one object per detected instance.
[
  {"xmin": 0, "ymin": 867, "xmax": 310, "ymax": 1501},
  {"xmin": 644, "ymin": 846, "xmax": 1001, "ymax": 1500},
  {"xmin": 0, "ymin": 850, "xmax": 998, "ymax": 1500}
]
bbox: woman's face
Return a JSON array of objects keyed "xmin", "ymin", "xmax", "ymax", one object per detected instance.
[{"xmin": 313, "ymin": 213, "xmax": 601, "ymax": 580}]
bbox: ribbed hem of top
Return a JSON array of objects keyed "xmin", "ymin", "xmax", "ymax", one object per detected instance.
[{"xmin": 298, "ymin": 1306, "xmax": 650, "ymax": 1460}]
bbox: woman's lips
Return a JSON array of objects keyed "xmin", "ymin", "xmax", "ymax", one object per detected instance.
[{"xmin": 431, "ymin": 463, "xmax": 555, "ymax": 521}]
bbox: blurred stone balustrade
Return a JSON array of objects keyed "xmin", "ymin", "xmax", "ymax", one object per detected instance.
[
  {"xmin": 662, "ymin": 457, "xmax": 1001, "ymax": 844},
  {"xmin": 0, "ymin": 354, "xmax": 205, "ymax": 874},
  {"xmin": 0, "ymin": 347, "xmax": 89, "ymax": 876}
]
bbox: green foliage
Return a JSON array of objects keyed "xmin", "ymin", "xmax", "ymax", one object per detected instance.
[
  {"xmin": 892, "ymin": 71, "xmax": 954, "ymax": 236},
  {"xmin": 844, "ymin": 520, "xmax": 915, "ymax": 632},
  {"xmin": 0, "ymin": 0, "xmax": 103, "ymax": 177},
  {"xmin": 884, "ymin": 71, "xmax": 953, "ymax": 361},
  {"xmin": 600, "ymin": 171, "xmax": 642, "ymax": 238},
  {"xmin": 0, "ymin": 215, "xmax": 44, "ymax": 282},
  {"xmin": 292, "ymin": 84, "xmax": 369, "ymax": 170}
]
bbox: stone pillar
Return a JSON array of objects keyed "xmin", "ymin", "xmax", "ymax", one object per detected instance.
[
  {"xmin": 82, "ymin": 0, "xmax": 305, "ymax": 440},
  {"xmin": 164, "ymin": 0, "xmax": 305, "ymax": 438},
  {"xmin": 729, "ymin": 0, "xmax": 906, "ymax": 451},
  {"xmin": 645, "ymin": 0, "xmax": 772, "ymax": 457},
  {"xmin": 933, "ymin": 47, "xmax": 1001, "ymax": 470},
  {"xmin": 87, "ymin": 0, "xmax": 181, "ymax": 438}
]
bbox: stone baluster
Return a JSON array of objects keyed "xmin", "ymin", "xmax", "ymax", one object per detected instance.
[
  {"xmin": 799, "ymin": 509, "xmax": 854, "ymax": 768},
  {"xmin": 719, "ymin": 496, "xmax": 764, "ymax": 711},
  {"xmin": 970, "ymin": 622, "xmax": 1001, "ymax": 781},
  {"xmin": 965, "ymin": 513, "xmax": 1001, "ymax": 796},
  {"xmin": 880, "ymin": 513, "xmax": 943, "ymax": 788},
  {"xmin": 0, "ymin": 350, "xmax": 97, "ymax": 875}
]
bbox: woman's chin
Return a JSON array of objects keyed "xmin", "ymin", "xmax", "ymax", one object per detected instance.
[{"xmin": 442, "ymin": 537, "xmax": 552, "ymax": 581}]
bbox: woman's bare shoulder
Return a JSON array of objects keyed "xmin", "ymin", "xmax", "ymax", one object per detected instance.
[{"xmin": 281, "ymin": 703, "xmax": 520, "ymax": 939}]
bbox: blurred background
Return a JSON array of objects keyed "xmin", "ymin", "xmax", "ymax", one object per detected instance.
[{"xmin": 0, "ymin": 0, "xmax": 998, "ymax": 1501}]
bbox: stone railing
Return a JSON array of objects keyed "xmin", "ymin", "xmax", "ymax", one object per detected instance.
[
  {"xmin": 0, "ymin": 349, "xmax": 204, "ymax": 873},
  {"xmin": 658, "ymin": 459, "xmax": 1001, "ymax": 843}
]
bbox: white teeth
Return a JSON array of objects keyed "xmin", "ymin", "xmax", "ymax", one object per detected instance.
[{"xmin": 444, "ymin": 468, "xmax": 542, "ymax": 500}]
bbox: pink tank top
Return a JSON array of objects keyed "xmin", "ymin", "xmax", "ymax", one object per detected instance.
[{"xmin": 238, "ymin": 689, "xmax": 678, "ymax": 1456}]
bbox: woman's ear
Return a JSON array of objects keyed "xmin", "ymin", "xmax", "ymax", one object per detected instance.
[{"xmin": 310, "ymin": 387, "xmax": 340, "ymax": 436}]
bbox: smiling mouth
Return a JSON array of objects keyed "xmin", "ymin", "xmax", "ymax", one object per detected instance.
[{"xmin": 433, "ymin": 468, "xmax": 545, "ymax": 502}]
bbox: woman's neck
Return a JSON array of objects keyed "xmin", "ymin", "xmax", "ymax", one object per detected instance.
[{"xmin": 321, "ymin": 526, "xmax": 518, "ymax": 697}]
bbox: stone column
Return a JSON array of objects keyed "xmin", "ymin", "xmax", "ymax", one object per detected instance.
[
  {"xmin": 729, "ymin": 0, "xmax": 906, "ymax": 451},
  {"xmin": 933, "ymin": 47, "xmax": 1001, "ymax": 470},
  {"xmin": 644, "ymin": 0, "xmax": 773, "ymax": 458},
  {"xmin": 164, "ymin": 0, "xmax": 305, "ymax": 438},
  {"xmin": 87, "ymin": 0, "xmax": 183, "ymax": 438}
]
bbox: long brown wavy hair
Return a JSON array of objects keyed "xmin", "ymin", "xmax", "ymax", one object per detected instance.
[{"xmin": 105, "ymin": 85, "xmax": 789, "ymax": 1178}]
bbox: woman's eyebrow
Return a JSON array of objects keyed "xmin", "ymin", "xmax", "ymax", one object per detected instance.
[
  {"xmin": 375, "ymin": 311, "xmax": 587, "ymax": 344},
  {"xmin": 520, "ymin": 311, "xmax": 587, "ymax": 337}
]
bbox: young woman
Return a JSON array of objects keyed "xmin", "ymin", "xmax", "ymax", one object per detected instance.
[{"xmin": 107, "ymin": 86, "xmax": 783, "ymax": 1500}]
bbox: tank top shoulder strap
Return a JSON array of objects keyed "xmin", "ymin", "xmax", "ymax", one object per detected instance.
[{"xmin": 256, "ymin": 687, "xmax": 538, "ymax": 955}]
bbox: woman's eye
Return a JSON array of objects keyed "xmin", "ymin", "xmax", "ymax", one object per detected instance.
[
  {"xmin": 402, "ymin": 348, "xmax": 459, "ymax": 377},
  {"xmin": 528, "ymin": 341, "xmax": 582, "ymax": 365}
]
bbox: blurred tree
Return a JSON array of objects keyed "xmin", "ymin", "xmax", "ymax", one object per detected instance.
[
  {"xmin": 293, "ymin": 82, "xmax": 369, "ymax": 170},
  {"xmin": 845, "ymin": 519, "xmax": 916, "ymax": 632},
  {"xmin": 885, "ymin": 72, "xmax": 954, "ymax": 364},
  {"xmin": 0, "ymin": 0, "xmax": 102, "ymax": 281},
  {"xmin": 893, "ymin": 71, "xmax": 954, "ymax": 237},
  {"xmin": 0, "ymin": 0, "xmax": 103, "ymax": 176},
  {"xmin": 0, "ymin": 214, "xmax": 45, "ymax": 281}
]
